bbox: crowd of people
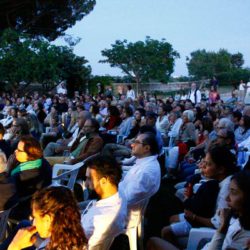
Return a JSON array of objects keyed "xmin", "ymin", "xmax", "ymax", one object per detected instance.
[{"xmin": 0, "ymin": 81, "xmax": 250, "ymax": 249}]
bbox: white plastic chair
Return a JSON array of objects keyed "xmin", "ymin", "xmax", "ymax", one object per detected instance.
[
  {"xmin": 186, "ymin": 227, "xmax": 215, "ymax": 250},
  {"xmin": 52, "ymin": 161, "xmax": 84, "ymax": 190},
  {"xmin": 0, "ymin": 209, "xmax": 11, "ymax": 242},
  {"xmin": 52, "ymin": 153, "xmax": 100, "ymax": 190},
  {"xmin": 125, "ymin": 198, "xmax": 149, "ymax": 250}
]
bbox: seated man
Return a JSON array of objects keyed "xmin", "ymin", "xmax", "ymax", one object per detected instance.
[
  {"xmin": 43, "ymin": 110, "xmax": 91, "ymax": 157},
  {"xmin": 81, "ymin": 155, "xmax": 127, "ymax": 248},
  {"xmin": 119, "ymin": 132, "xmax": 161, "ymax": 228},
  {"xmin": 45, "ymin": 118, "xmax": 103, "ymax": 167}
]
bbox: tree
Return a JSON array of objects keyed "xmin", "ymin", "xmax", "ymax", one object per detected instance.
[
  {"xmin": 100, "ymin": 37, "xmax": 180, "ymax": 94},
  {"xmin": 186, "ymin": 49, "xmax": 248, "ymax": 85},
  {"xmin": 0, "ymin": 0, "xmax": 96, "ymax": 40},
  {"xmin": 0, "ymin": 29, "xmax": 91, "ymax": 93}
]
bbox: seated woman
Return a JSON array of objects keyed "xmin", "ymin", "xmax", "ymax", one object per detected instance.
[
  {"xmin": 202, "ymin": 170, "xmax": 250, "ymax": 250},
  {"xmin": 166, "ymin": 110, "xmax": 197, "ymax": 176},
  {"xmin": 6, "ymin": 186, "xmax": 87, "ymax": 250},
  {"xmin": 234, "ymin": 115, "xmax": 250, "ymax": 145},
  {"xmin": 7, "ymin": 135, "xmax": 52, "ymax": 220},
  {"xmin": 147, "ymin": 145, "xmax": 239, "ymax": 250}
]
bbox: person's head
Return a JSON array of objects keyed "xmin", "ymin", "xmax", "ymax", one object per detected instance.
[
  {"xmin": 127, "ymin": 85, "xmax": 132, "ymax": 91},
  {"xmin": 201, "ymin": 116, "xmax": 214, "ymax": 133},
  {"xmin": 131, "ymin": 132, "xmax": 159, "ymax": 158},
  {"xmin": 31, "ymin": 186, "xmax": 87, "ymax": 247},
  {"xmin": 77, "ymin": 111, "xmax": 91, "ymax": 129},
  {"xmin": 134, "ymin": 108, "xmax": 145, "ymax": 121},
  {"xmin": 201, "ymin": 145, "xmax": 238, "ymax": 181},
  {"xmin": 215, "ymin": 128, "xmax": 235, "ymax": 148},
  {"xmin": 108, "ymin": 105, "xmax": 120, "ymax": 117},
  {"xmin": 83, "ymin": 118, "xmax": 100, "ymax": 135},
  {"xmin": 227, "ymin": 171, "xmax": 250, "ymax": 230},
  {"xmin": 239, "ymin": 115, "xmax": 250, "ymax": 133},
  {"xmin": 12, "ymin": 117, "xmax": 30, "ymax": 136},
  {"xmin": 145, "ymin": 102, "xmax": 156, "ymax": 112},
  {"xmin": 217, "ymin": 117, "xmax": 234, "ymax": 132},
  {"xmin": 146, "ymin": 111, "xmax": 157, "ymax": 127},
  {"xmin": 85, "ymin": 155, "xmax": 122, "ymax": 198},
  {"xmin": 232, "ymin": 110, "xmax": 242, "ymax": 124},
  {"xmin": 122, "ymin": 106, "xmax": 133, "ymax": 118},
  {"xmin": 191, "ymin": 82, "xmax": 197, "ymax": 90},
  {"xmin": 182, "ymin": 110, "xmax": 195, "ymax": 123},
  {"xmin": 89, "ymin": 104, "xmax": 99, "ymax": 115},
  {"xmin": 15, "ymin": 135, "xmax": 43, "ymax": 162},
  {"xmin": 10, "ymin": 107, "xmax": 18, "ymax": 118},
  {"xmin": 184, "ymin": 100, "xmax": 193, "ymax": 110}
]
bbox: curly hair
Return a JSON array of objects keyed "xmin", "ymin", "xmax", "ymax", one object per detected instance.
[{"xmin": 32, "ymin": 186, "xmax": 87, "ymax": 250}]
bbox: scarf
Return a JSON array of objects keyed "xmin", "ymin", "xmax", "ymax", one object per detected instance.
[{"xmin": 11, "ymin": 159, "xmax": 42, "ymax": 176}]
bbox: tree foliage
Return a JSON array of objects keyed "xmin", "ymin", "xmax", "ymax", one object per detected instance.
[
  {"xmin": 100, "ymin": 37, "xmax": 179, "ymax": 93},
  {"xmin": 186, "ymin": 49, "xmax": 249, "ymax": 84},
  {"xmin": 0, "ymin": 0, "xmax": 96, "ymax": 40},
  {"xmin": 0, "ymin": 29, "xmax": 91, "ymax": 93}
]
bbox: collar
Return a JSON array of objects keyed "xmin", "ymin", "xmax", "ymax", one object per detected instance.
[
  {"xmin": 219, "ymin": 175, "xmax": 232, "ymax": 188},
  {"xmin": 135, "ymin": 155, "xmax": 158, "ymax": 165},
  {"xmin": 96, "ymin": 192, "xmax": 120, "ymax": 207}
]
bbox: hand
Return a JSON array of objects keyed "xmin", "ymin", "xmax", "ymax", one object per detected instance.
[
  {"xmin": 8, "ymin": 226, "xmax": 37, "ymax": 250},
  {"xmin": 218, "ymin": 208, "xmax": 232, "ymax": 233},
  {"xmin": 219, "ymin": 208, "xmax": 232, "ymax": 226},
  {"xmin": 184, "ymin": 209, "xmax": 196, "ymax": 222}
]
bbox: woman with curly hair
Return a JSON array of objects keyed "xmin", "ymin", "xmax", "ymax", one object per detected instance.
[{"xmin": 7, "ymin": 186, "xmax": 87, "ymax": 250}]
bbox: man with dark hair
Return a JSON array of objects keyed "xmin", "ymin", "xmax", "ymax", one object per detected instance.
[
  {"xmin": 81, "ymin": 155, "xmax": 127, "ymax": 248},
  {"xmin": 119, "ymin": 132, "xmax": 161, "ymax": 227}
]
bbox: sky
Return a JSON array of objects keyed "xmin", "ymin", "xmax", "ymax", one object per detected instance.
[{"xmin": 54, "ymin": 0, "xmax": 250, "ymax": 77}]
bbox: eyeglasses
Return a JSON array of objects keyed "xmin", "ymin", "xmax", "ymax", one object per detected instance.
[
  {"xmin": 16, "ymin": 148, "xmax": 25, "ymax": 153},
  {"xmin": 84, "ymin": 125, "xmax": 93, "ymax": 128},
  {"xmin": 217, "ymin": 126, "xmax": 225, "ymax": 129},
  {"xmin": 132, "ymin": 140, "xmax": 146, "ymax": 145}
]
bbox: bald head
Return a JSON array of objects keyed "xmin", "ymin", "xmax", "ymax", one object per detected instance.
[{"xmin": 78, "ymin": 111, "xmax": 91, "ymax": 128}]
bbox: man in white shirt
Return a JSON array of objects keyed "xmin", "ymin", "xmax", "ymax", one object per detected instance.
[
  {"xmin": 119, "ymin": 132, "xmax": 161, "ymax": 227},
  {"xmin": 188, "ymin": 82, "xmax": 201, "ymax": 105},
  {"xmin": 81, "ymin": 155, "xmax": 127, "ymax": 248}
]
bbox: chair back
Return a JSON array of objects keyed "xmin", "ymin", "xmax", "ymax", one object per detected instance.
[
  {"xmin": 52, "ymin": 162, "xmax": 83, "ymax": 190},
  {"xmin": 52, "ymin": 153, "xmax": 100, "ymax": 190},
  {"xmin": 0, "ymin": 209, "xmax": 11, "ymax": 242}
]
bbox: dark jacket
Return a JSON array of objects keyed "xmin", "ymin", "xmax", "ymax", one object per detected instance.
[
  {"xmin": 0, "ymin": 172, "xmax": 17, "ymax": 210},
  {"xmin": 184, "ymin": 179, "xmax": 219, "ymax": 226},
  {"xmin": 9, "ymin": 158, "xmax": 52, "ymax": 220}
]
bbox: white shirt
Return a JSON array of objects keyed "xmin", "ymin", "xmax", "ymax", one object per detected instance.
[
  {"xmin": 203, "ymin": 218, "xmax": 250, "ymax": 250},
  {"xmin": 239, "ymin": 136, "xmax": 250, "ymax": 151},
  {"xmin": 211, "ymin": 175, "xmax": 232, "ymax": 229},
  {"xmin": 156, "ymin": 115, "xmax": 169, "ymax": 134},
  {"xmin": 126, "ymin": 89, "xmax": 136, "ymax": 100},
  {"xmin": 99, "ymin": 107, "xmax": 108, "ymax": 117},
  {"xmin": 67, "ymin": 126, "xmax": 80, "ymax": 147},
  {"xmin": 119, "ymin": 155, "xmax": 161, "ymax": 227},
  {"xmin": 189, "ymin": 89, "xmax": 201, "ymax": 104},
  {"xmin": 168, "ymin": 118, "xmax": 183, "ymax": 138},
  {"xmin": 81, "ymin": 192, "xmax": 127, "ymax": 248}
]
